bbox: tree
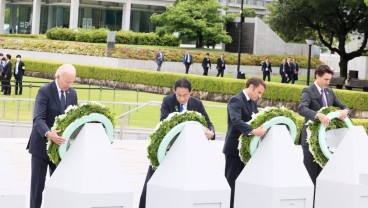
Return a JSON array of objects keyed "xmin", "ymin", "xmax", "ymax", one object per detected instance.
[
  {"xmin": 150, "ymin": 0, "xmax": 232, "ymax": 48},
  {"xmin": 267, "ymin": 0, "xmax": 368, "ymax": 78}
]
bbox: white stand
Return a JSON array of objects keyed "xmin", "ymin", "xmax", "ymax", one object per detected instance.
[
  {"xmin": 147, "ymin": 123, "xmax": 230, "ymax": 208},
  {"xmin": 235, "ymin": 125, "xmax": 314, "ymax": 208},
  {"xmin": 0, "ymin": 145, "xmax": 25, "ymax": 208},
  {"xmin": 315, "ymin": 126, "xmax": 368, "ymax": 208},
  {"xmin": 44, "ymin": 123, "xmax": 133, "ymax": 208}
]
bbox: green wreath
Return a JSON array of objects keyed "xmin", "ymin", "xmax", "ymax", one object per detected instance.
[
  {"xmin": 47, "ymin": 102, "xmax": 115, "ymax": 165},
  {"xmin": 239, "ymin": 107, "xmax": 298, "ymax": 164},
  {"xmin": 306, "ymin": 106, "xmax": 353, "ymax": 167},
  {"xmin": 148, "ymin": 111, "xmax": 208, "ymax": 169}
]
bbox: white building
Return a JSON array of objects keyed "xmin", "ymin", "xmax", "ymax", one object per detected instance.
[{"xmin": 0, "ymin": 0, "xmax": 272, "ymax": 35}]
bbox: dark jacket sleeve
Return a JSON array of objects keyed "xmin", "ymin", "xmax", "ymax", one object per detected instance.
[
  {"xmin": 228, "ymin": 96, "xmax": 253, "ymax": 135},
  {"xmin": 197, "ymin": 100, "xmax": 215, "ymax": 140}
]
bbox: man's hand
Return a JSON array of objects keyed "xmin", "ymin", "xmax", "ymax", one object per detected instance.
[
  {"xmin": 204, "ymin": 130, "xmax": 215, "ymax": 140},
  {"xmin": 47, "ymin": 130, "xmax": 65, "ymax": 145},
  {"xmin": 251, "ymin": 126, "xmax": 266, "ymax": 137},
  {"xmin": 338, "ymin": 109, "xmax": 349, "ymax": 120},
  {"xmin": 317, "ymin": 113, "xmax": 330, "ymax": 127}
]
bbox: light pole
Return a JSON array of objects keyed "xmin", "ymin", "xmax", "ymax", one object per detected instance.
[
  {"xmin": 236, "ymin": 0, "xmax": 244, "ymax": 77},
  {"xmin": 305, "ymin": 37, "xmax": 316, "ymax": 86}
]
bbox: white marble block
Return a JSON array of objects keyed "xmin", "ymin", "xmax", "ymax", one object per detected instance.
[
  {"xmin": 147, "ymin": 123, "xmax": 231, "ymax": 208},
  {"xmin": 315, "ymin": 126, "xmax": 368, "ymax": 208},
  {"xmin": 235, "ymin": 125, "xmax": 314, "ymax": 208},
  {"xmin": 44, "ymin": 123, "xmax": 133, "ymax": 208},
  {"xmin": 0, "ymin": 145, "xmax": 25, "ymax": 208}
]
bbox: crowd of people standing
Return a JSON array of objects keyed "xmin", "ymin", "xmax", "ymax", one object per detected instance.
[{"xmin": 0, "ymin": 53, "xmax": 25, "ymax": 95}]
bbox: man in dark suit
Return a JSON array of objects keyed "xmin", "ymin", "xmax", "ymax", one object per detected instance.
[
  {"xmin": 292, "ymin": 58, "xmax": 299, "ymax": 83},
  {"xmin": 27, "ymin": 64, "xmax": 78, "ymax": 208},
  {"xmin": 261, "ymin": 57, "xmax": 272, "ymax": 82},
  {"xmin": 0, "ymin": 53, "xmax": 5, "ymax": 92},
  {"xmin": 298, "ymin": 64, "xmax": 349, "ymax": 206},
  {"xmin": 201, "ymin": 53, "xmax": 211, "ymax": 76},
  {"xmin": 3, "ymin": 54, "xmax": 12, "ymax": 95},
  {"xmin": 155, "ymin": 49, "xmax": 164, "ymax": 71},
  {"xmin": 279, "ymin": 58, "xmax": 288, "ymax": 83},
  {"xmin": 223, "ymin": 77, "xmax": 267, "ymax": 208},
  {"xmin": 14, "ymin": 54, "xmax": 25, "ymax": 95},
  {"xmin": 216, "ymin": 54, "xmax": 226, "ymax": 77},
  {"xmin": 182, "ymin": 50, "xmax": 193, "ymax": 74},
  {"xmin": 139, "ymin": 78, "xmax": 215, "ymax": 208}
]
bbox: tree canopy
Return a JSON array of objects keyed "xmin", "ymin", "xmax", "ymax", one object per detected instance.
[
  {"xmin": 150, "ymin": 0, "xmax": 232, "ymax": 48},
  {"xmin": 267, "ymin": 0, "xmax": 368, "ymax": 78}
]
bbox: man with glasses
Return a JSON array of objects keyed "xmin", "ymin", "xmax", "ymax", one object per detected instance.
[{"xmin": 139, "ymin": 78, "xmax": 215, "ymax": 208}]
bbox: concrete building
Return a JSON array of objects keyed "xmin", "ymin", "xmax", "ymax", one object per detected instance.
[{"xmin": 0, "ymin": 0, "xmax": 272, "ymax": 35}]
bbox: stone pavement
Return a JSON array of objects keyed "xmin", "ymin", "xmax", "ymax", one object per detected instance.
[{"xmin": 0, "ymin": 138, "xmax": 225, "ymax": 208}]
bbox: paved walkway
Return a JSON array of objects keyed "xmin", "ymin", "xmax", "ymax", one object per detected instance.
[{"xmin": 0, "ymin": 138, "xmax": 225, "ymax": 208}]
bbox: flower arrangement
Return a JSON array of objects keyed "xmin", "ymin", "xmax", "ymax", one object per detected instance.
[
  {"xmin": 306, "ymin": 106, "xmax": 352, "ymax": 167},
  {"xmin": 238, "ymin": 107, "xmax": 298, "ymax": 164},
  {"xmin": 148, "ymin": 110, "xmax": 208, "ymax": 169},
  {"xmin": 47, "ymin": 102, "xmax": 115, "ymax": 165}
]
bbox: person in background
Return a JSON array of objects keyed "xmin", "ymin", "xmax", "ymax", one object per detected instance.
[
  {"xmin": 223, "ymin": 77, "xmax": 267, "ymax": 208},
  {"xmin": 139, "ymin": 78, "xmax": 215, "ymax": 208},
  {"xmin": 201, "ymin": 53, "xmax": 211, "ymax": 76},
  {"xmin": 216, "ymin": 54, "xmax": 226, "ymax": 77},
  {"xmin": 286, "ymin": 57, "xmax": 294, "ymax": 83},
  {"xmin": 279, "ymin": 59, "xmax": 288, "ymax": 83},
  {"xmin": 182, "ymin": 50, "xmax": 193, "ymax": 74},
  {"xmin": 14, "ymin": 54, "xmax": 25, "ymax": 95},
  {"xmin": 261, "ymin": 57, "xmax": 272, "ymax": 82},
  {"xmin": 155, "ymin": 49, "xmax": 164, "ymax": 71},
  {"xmin": 3, "ymin": 54, "xmax": 12, "ymax": 95},
  {"xmin": 0, "ymin": 53, "xmax": 5, "ymax": 92},
  {"xmin": 292, "ymin": 58, "xmax": 299, "ymax": 83}
]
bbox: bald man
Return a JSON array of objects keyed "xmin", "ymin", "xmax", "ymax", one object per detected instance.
[{"xmin": 27, "ymin": 64, "xmax": 78, "ymax": 208}]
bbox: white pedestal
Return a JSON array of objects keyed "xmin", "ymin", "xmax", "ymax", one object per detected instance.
[
  {"xmin": 0, "ymin": 145, "xmax": 25, "ymax": 208},
  {"xmin": 147, "ymin": 123, "xmax": 230, "ymax": 208},
  {"xmin": 315, "ymin": 126, "xmax": 368, "ymax": 208},
  {"xmin": 44, "ymin": 123, "xmax": 133, "ymax": 208},
  {"xmin": 235, "ymin": 125, "xmax": 314, "ymax": 208}
]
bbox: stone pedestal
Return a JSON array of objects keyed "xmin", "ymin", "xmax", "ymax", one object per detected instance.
[
  {"xmin": 0, "ymin": 145, "xmax": 25, "ymax": 208},
  {"xmin": 235, "ymin": 125, "xmax": 314, "ymax": 208},
  {"xmin": 315, "ymin": 126, "xmax": 368, "ymax": 208},
  {"xmin": 147, "ymin": 123, "xmax": 230, "ymax": 208},
  {"xmin": 44, "ymin": 123, "xmax": 133, "ymax": 208}
]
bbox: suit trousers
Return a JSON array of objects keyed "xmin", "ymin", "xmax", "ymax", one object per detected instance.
[
  {"xmin": 302, "ymin": 146, "xmax": 322, "ymax": 208},
  {"xmin": 3, "ymin": 78, "xmax": 11, "ymax": 95},
  {"xmin": 184, "ymin": 63, "xmax": 191, "ymax": 74},
  {"xmin": 203, "ymin": 67, "xmax": 209, "ymax": 76},
  {"xmin": 225, "ymin": 155, "xmax": 245, "ymax": 208},
  {"xmin": 30, "ymin": 155, "xmax": 56, "ymax": 208},
  {"xmin": 263, "ymin": 71, "xmax": 271, "ymax": 82},
  {"xmin": 139, "ymin": 165, "xmax": 155, "ymax": 208},
  {"xmin": 15, "ymin": 76, "xmax": 23, "ymax": 94},
  {"xmin": 216, "ymin": 69, "xmax": 224, "ymax": 77}
]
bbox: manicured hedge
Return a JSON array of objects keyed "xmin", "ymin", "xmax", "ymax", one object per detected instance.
[{"xmin": 24, "ymin": 59, "xmax": 368, "ymax": 111}]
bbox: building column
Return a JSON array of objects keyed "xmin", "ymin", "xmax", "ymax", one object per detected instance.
[
  {"xmin": 31, "ymin": 0, "xmax": 41, "ymax": 34},
  {"xmin": 69, "ymin": 0, "xmax": 79, "ymax": 29},
  {"xmin": 0, "ymin": 0, "xmax": 5, "ymax": 34},
  {"xmin": 11, "ymin": 5, "xmax": 17, "ymax": 33},
  {"xmin": 47, "ymin": 5, "xmax": 54, "ymax": 30},
  {"xmin": 122, "ymin": 0, "xmax": 131, "ymax": 31}
]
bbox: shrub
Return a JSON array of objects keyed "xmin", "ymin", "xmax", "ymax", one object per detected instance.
[{"xmin": 46, "ymin": 27, "xmax": 76, "ymax": 41}]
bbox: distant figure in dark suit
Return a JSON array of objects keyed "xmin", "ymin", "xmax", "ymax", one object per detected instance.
[
  {"xmin": 182, "ymin": 50, "xmax": 193, "ymax": 74},
  {"xmin": 155, "ymin": 49, "xmax": 164, "ymax": 71},
  {"xmin": 216, "ymin": 54, "xmax": 226, "ymax": 77},
  {"xmin": 292, "ymin": 58, "xmax": 299, "ymax": 83},
  {"xmin": 201, "ymin": 53, "xmax": 211, "ymax": 76},
  {"xmin": 298, "ymin": 64, "xmax": 349, "ymax": 206},
  {"xmin": 27, "ymin": 64, "xmax": 78, "ymax": 208},
  {"xmin": 279, "ymin": 59, "xmax": 288, "ymax": 83},
  {"xmin": 3, "ymin": 54, "xmax": 12, "ymax": 95},
  {"xmin": 223, "ymin": 77, "xmax": 267, "ymax": 208},
  {"xmin": 0, "ymin": 53, "xmax": 5, "ymax": 92},
  {"xmin": 261, "ymin": 57, "xmax": 272, "ymax": 82},
  {"xmin": 139, "ymin": 78, "xmax": 215, "ymax": 208},
  {"xmin": 286, "ymin": 57, "xmax": 294, "ymax": 83},
  {"xmin": 14, "ymin": 54, "xmax": 25, "ymax": 95}
]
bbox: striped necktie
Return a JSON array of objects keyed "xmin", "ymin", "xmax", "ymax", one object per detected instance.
[{"xmin": 60, "ymin": 90, "xmax": 66, "ymax": 113}]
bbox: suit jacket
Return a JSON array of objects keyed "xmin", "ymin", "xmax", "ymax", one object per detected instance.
[
  {"xmin": 160, "ymin": 94, "xmax": 215, "ymax": 139},
  {"xmin": 155, "ymin": 52, "xmax": 164, "ymax": 63},
  {"xmin": 3, "ymin": 61, "xmax": 12, "ymax": 80},
  {"xmin": 298, "ymin": 84, "xmax": 348, "ymax": 146},
  {"xmin": 202, "ymin": 57, "xmax": 211, "ymax": 69},
  {"xmin": 216, "ymin": 58, "xmax": 225, "ymax": 70},
  {"xmin": 27, "ymin": 81, "xmax": 78, "ymax": 159},
  {"xmin": 261, "ymin": 61, "xmax": 272, "ymax": 74},
  {"xmin": 182, "ymin": 54, "xmax": 193, "ymax": 65},
  {"xmin": 14, "ymin": 61, "xmax": 25, "ymax": 78},
  {"xmin": 223, "ymin": 91, "xmax": 258, "ymax": 156}
]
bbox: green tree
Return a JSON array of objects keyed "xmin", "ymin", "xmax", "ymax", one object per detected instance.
[
  {"xmin": 151, "ymin": 0, "xmax": 232, "ymax": 48},
  {"xmin": 267, "ymin": 0, "xmax": 368, "ymax": 78}
]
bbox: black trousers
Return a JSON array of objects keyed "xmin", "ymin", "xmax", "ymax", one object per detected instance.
[
  {"xmin": 203, "ymin": 67, "xmax": 209, "ymax": 76},
  {"xmin": 15, "ymin": 76, "xmax": 23, "ymax": 94},
  {"xmin": 3, "ymin": 78, "xmax": 11, "ymax": 95},
  {"xmin": 139, "ymin": 165, "xmax": 155, "ymax": 208},
  {"xmin": 30, "ymin": 155, "xmax": 57, "ymax": 208},
  {"xmin": 216, "ymin": 69, "xmax": 224, "ymax": 77},
  {"xmin": 263, "ymin": 71, "xmax": 271, "ymax": 81},
  {"xmin": 156, "ymin": 61, "xmax": 162, "ymax": 71},
  {"xmin": 225, "ymin": 155, "xmax": 245, "ymax": 208},
  {"xmin": 302, "ymin": 146, "xmax": 322, "ymax": 208},
  {"xmin": 184, "ymin": 63, "xmax": 191, "ymax": 74}
]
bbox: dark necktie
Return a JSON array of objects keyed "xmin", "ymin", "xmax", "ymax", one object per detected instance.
[
  {"xmin": 60, "ymin": 90, "xmax": 66, "ymax": 113},
  {"xmin": 179, "ymin": 104, "xmax": 184, "ymax": 112},
  {"xmin": 321, "ymin": 89, "xmax": 327, "ymax": 107}
]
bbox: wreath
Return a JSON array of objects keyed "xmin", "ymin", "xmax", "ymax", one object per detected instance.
[
  {"xmin": 239, "ymin": 107, "xmax": 298, "ymax": 164},
  {"xmin": 148, "ymin": 111, "xmax": 208, "ymax": 169},
  {"xmin": 306, "ymin": 106, "xmax": 353, "ymax": 167},
  {"xmin": 47, "ymin": 102, "xmax": 115, "ymax": 165}
]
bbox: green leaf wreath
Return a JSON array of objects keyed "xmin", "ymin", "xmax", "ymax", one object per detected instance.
[
  {"xmin": 47, "ymin": 102, "xmax": 115, "ymax": 165},
  {"xmin": 306, "ymin": 106, "xmax": 348, "ymax": 167},
  {"xmin": 148, "ymin": 111, "xmax": 208, "ymax": 169},
  {"xmin": 239, "ymin": 107, "xmax": 298, "ymax": 164}
]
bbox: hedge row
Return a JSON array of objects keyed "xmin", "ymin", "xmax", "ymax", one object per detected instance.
[
  {"xmin": 45, "ymin": 27, "xmax": 181, "ymax": 47},
  {"xmin": 24, "ymin": 59, "xmax": 368, "ymax": 111}
]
